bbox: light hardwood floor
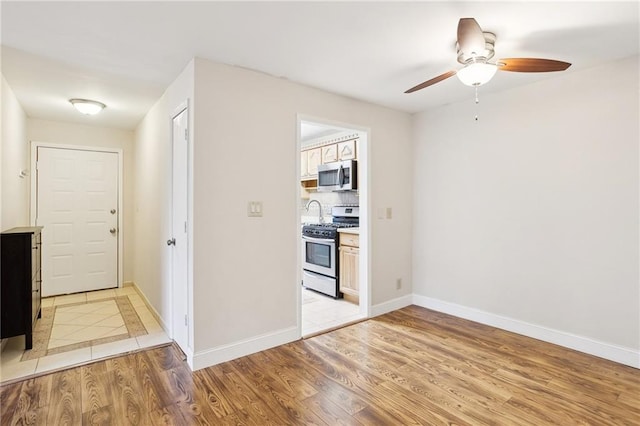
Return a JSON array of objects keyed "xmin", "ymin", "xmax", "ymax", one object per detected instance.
[{"xmin": 1, "ymin": 305, "xmax": 638, "ymax": 425}]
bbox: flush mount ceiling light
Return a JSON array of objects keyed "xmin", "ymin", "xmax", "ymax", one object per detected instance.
[
  {"xmin": 69, "ymin": 98, "xmax": 106, "ymax": 115},
  {"xmin": 456, "ymin": 62, "xmax": 498, "ymax": 87}
]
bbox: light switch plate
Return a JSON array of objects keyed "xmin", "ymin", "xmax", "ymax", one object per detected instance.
[{"xmin": 247, "ymin": 201, "xmax": 263, "ymax": 217}]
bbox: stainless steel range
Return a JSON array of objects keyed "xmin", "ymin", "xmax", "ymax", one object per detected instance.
[{"xmin": 302, "ymin": 205, "xmax": 359, "ymax": 298}]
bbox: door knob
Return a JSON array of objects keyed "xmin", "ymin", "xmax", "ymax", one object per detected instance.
[
  {"xmin": 110, "ymin": 209, "xmax": 116, "ymax": 214},
  {"xmin": 110, "ymin": 228, "xmax": 117, "ymax": 234},
  {"xmin": 167, "ymin": 238, "xmax": 176, "ymax": 246}
]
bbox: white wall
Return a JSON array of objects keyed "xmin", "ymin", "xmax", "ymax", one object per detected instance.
[
  {"xmin": 133, "ymin": 60, "xmax": 194, "ymax": 344},
  {"xmin": 27, "ymin": 118, "xmax": 135, "ymax": 281},
  {"xmin": 190, "ymin": 58, "xmax": 413, "ymax": 367},
  {"xmin": 1, "ymin": 75, "xmax": 28, "ymax": 230},
  {"xmin": 412, "ymin": 56, "xmax": 639, "ymax": 364}
]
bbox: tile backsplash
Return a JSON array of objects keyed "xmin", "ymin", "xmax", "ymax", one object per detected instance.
[{"xmin": 301, "ymin": 190, "xmax": 359, "ymax": 221}]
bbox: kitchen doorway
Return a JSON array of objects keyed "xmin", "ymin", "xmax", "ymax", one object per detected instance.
[
  {"xmin": 31, "ymin": 143, "xmax": 123, "ymax": 297},
  {"xmin": 297, "ymin": 117, "xmax": 370, "ymax": 336}
]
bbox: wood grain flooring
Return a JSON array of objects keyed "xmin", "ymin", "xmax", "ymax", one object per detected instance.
[{"xmin": 1, "ymin": 305, "xmax": 638, "ymax": 425}]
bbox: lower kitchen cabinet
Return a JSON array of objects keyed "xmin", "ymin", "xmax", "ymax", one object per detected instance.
[{"xmin": 339, "ymin": 232, "xmax": 359, "ymax": 299}]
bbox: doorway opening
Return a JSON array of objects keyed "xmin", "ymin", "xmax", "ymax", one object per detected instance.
[{"xmin": 297, "ymin": 117, "xmax": 370, "ymax": 337}]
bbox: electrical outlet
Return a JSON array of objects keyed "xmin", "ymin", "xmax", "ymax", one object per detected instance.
[{"xmin": 396, "ymin": 278, "xmax": 402, "ymax": 290}]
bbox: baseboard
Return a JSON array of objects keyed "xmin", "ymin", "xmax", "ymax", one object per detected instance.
[
  {"xmin": 412, "ymin": 295, "xmax": 640, "ymax": 369},
  {"xmin": 371, "ymin": 294, "xmax": 413, "ymax": 317},
  {"xmin": 128, "ymin": 282, "xmax": 170, "ymax": 335},
  {"xmin": 192, "ymin": 326, "xmax": 299, "ymax": 371}
]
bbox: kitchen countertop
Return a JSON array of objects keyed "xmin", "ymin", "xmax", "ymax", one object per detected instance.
[{"xmin": 337, "ymin": 227, "xmax": 359, "ymax": 235}]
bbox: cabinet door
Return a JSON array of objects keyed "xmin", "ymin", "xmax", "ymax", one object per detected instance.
[
  {"xmin": 322, "ymin": 144, "xmax": 338, "ymax": 163},
  {"xmin": 338, "ymin": 140, "xmax": 356, "ymax": 160},
  {"xmin": 307, "ymin": 148, "xmax": 322, "ymax": 176},
  {"xmin": 301, "ymin": 150, "xmax": 309, "ymax": 178},
  {"xmin": 339, "ymin": 246, "xmax": 359, "ymax": 296},
  {"xmin": 340, "ymin": 233, "xmax": 359, "ymax": 248}
]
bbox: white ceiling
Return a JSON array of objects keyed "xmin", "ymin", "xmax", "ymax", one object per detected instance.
[
  {"xmin": 300, "ymin": 122, "xmax": 344, "ymax": 143},
  {"xmin": 2, "ymin": 2, "xmax": 638, "ymax": 130}
]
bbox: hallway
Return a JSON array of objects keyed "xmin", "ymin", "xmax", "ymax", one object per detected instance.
[{"xmin": 0, "ymin": 285, "xmax": 171, "ymax": 384}]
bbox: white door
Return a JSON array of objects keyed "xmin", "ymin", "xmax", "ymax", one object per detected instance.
[
  {"xmin": 37, "ymin": 147, "xmax": 119, "ymax": 296},
  {"xmin": 171, "ymin": 107, "xmax": 189, "ymax": 352}
]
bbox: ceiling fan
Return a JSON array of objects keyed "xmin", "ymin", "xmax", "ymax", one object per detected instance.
[{"xmin": 405, "ymin": 18, "xmax": 571, "ymax": 93}]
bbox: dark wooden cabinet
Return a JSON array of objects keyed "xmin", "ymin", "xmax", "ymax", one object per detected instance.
[{"xmin": 1, "ymin": 227, "xmax": 43, "ymax": 349}]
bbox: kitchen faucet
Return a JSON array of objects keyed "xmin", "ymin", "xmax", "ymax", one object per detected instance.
[{"xmin": 305, "ymin": 199, "xmax": 324, "ymax": 223}]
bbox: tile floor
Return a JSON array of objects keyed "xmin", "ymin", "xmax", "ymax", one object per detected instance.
[
  {"xmin": 49, "ymin": 299, "xmax": 126, "ymax": 349},
  {"xmin": 0, "ymin": 286, "xmax": 171, "ymax": 384},
  {"xmin": 301, "ymin": 288, "xmax": 364, "ymax": 336},
  {"xmin": 1, "ymin": 286, "xmax": 359, "ymax": 383}
]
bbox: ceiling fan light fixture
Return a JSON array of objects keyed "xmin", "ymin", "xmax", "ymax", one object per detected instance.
[
  {"xmin": 456, "ymin": 63, "xmax": 498, "ymax": 87},
  {"xmin": 69, "ymin": 98, "xmax": 106, "ymax": 115}
]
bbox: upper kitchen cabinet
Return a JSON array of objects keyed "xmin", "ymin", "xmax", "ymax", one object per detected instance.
[
  {"xmin": 321, "ymin": 144, "xmax": 338, "ymax": 163},
  {"xmin": 301, "ymin": 147, "xmax": 322, "ymax": 179},
  {"xmin": 301, "ymin": 135, "xmax": 359, "ymax": 184},
  {"xmin": 338, "ymin": 140, "xmax": 356, "ymax": 160},
  {"xmin": 300, "ymin": 150, "xmax": 309, "ymax": 178}
]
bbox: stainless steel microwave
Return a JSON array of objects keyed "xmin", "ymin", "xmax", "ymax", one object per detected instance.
[{"xmin": 317, "ymin": 160, "xmax": 357, "ymax": 192}]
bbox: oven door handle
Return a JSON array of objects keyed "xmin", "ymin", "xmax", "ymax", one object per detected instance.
[{"xmin": 302, "ymin": 236, "xmax": 336, "ymax": 245}]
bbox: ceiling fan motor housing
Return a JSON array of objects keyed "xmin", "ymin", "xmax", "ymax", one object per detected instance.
[
  {"xmin": 404, "ymin": 17, "xmax": 572, "ymax": 94},
  {"xmin": 456, "ymin": 32, "xmax": 496, "ymax": 65}
]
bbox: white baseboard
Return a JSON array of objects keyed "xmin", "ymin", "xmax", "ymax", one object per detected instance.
[
  {"xmin": 412, "ymin": 295, "xmax": 640, "ymax": 369},
  {"xmin": 371, "ymin": 294, "xmax": 413, "ymax": 317},
  {"xmin": 128, "ymin": 281, "xmax": 170, "ymax": 335},
  {"xmin": 192, "ymin": 326, "xmax": 300, "ymax": 371}
]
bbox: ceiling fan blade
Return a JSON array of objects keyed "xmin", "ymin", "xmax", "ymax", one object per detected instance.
[
  {"xmin": 405, "ymin": 70, "xmax": 457, "ymax": 93},
  {"xmin": 457, "ymin": 18, "xmax": 486, "ymax": 56},
  {"xmin": 498, "ymin": 58, "xmax": 571, "ymax": 72}
]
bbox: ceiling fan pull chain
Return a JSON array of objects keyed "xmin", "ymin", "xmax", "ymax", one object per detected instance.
[{"xmin": 474, "ymin": 86, "xmax": 480, "ymax": 121}]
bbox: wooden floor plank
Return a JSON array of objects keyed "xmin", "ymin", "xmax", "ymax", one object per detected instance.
[
  {"xmin": 106, "ymin": 355, "xmax": 148, "ymax": 425},
  {"xmin": 5, "ymin": 376, "xmax": 52, "ymax": 426},
  {"xmin": 301, "ymin": 393, "xmax": 363, "ymax": 426},
  {"xmin": 191, "ymin": 369, "xmax": 236, "ymax": 419},
  {"xmin": 46, "ymin": 368, "xmax": 82, "ymax": 426},
  {"xmin": 263, "ymin": 343, "xmax": 370, "ymax": 416},
  {"xmin": 1, "ymin": 306, "xmax": 639, "ymax": 425},
  {"xmin": 0, "ymin": 382, "xmax": 24, "ymax": 426},
  {"xmin": 210, "ymin": 365, "xmax": 294, "ymax": 425},
  {"xmin": 81, "ymin": 362, "xmax": 114, "ymax": 423}
]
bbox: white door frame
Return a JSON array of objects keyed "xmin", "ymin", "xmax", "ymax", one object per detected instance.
[
  {"xmin": 30, "ymin": 142, "xmax": 124, "ymax": 289},
  {"xmin": 170, "ymin": 100, "xmax": 193, "ymax": 359},
  {"xmin": 296, "ymin": 114, "xmax": 372, "ymax": 336}
]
